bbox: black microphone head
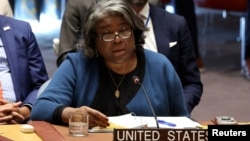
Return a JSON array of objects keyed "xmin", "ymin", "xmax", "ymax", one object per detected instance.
[{"xmin": 132, "ymin": 75, "xmax": 140, "ymax": 84}]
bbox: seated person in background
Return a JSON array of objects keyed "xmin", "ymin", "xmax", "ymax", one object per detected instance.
[
  {"xmin": 0, "ymin": 15, "xmax": 49, "ymax": 124},
  {"xmin": 0, "ymin": 0, "xmax": 13, "ymax": 17},
  {"xmin": 126, "ymin": 0, "xmax": 203, "ymax": 113},
  {"xmin": 31, "ymin": 0, "xmax": 188, "ymax": 128}
]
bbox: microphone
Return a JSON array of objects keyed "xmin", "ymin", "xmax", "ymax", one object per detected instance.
[{"xmin": 132, "ymin": 76, "xmax": 159, "ymax": 129}]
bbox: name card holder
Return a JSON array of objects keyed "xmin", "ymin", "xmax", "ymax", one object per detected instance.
[{"xmin": 113, "ymin": 128, "xmax": 208, "ymax": 141}]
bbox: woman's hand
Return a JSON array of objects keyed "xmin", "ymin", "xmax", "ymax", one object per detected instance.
[{"xmin": 62, "ymin": 106, "xmax": 109, "ymax": 128}]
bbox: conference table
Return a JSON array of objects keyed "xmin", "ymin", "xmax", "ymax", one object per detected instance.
[{"xmin": 0, "ymin": 121, "xmax": 212, "ymax": 141}]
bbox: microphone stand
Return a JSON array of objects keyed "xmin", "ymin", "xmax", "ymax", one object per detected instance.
[{"xmin": 140, "ymin": 84, "xmax": 159, "ymax": 129}]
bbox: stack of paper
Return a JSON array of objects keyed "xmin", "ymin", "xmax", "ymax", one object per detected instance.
[
  {"xmin": 90, "ymin": 113, "xmax": 147, "ymax": 132},
  {"xmin": 89, "ymin": 113, "xmax": 202, "ymax": 132}
]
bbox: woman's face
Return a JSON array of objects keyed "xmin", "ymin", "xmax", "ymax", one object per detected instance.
[{"xmin": 95, "ymin": 15, "xmax": 136, "ymax": 64}]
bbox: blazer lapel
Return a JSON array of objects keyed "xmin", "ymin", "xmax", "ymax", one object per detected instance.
[
  {"xmin": 0, "ymin": 17, "xmax": 20, "ymax": 100},
  {"xmin": 149, "ymin": 4, "xmax": 170, "ymax": 57}
]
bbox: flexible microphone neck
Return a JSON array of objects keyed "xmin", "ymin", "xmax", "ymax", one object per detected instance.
[{"xmin": 132, "ymin": 76, "xmax": 159, "ymax": 129}]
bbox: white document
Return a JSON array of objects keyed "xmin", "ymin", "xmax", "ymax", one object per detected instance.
[
  {"xmin": 89, "ymin": 113, "xmax": 202, "ymax": 132},
  {"xmin": 89, "ymin": 113, "xmax": 146, "ymax": 132}
]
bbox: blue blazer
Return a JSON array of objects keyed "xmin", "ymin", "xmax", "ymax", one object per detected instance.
[
  {"xmin": 0, "ymin": 15, "xmax": 48, "ymax": 106},
  {"xmin": 31, "ymin": 50, "xmax": 189, "ymax": 123},
  {"xmin": 149, "ymin": 4, "xmax": 203, "ymax": 113}
]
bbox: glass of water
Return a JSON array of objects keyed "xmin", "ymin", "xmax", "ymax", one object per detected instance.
[{"xmin": 69, "ymin": 112, "xmax": 89, "ymax": 137}]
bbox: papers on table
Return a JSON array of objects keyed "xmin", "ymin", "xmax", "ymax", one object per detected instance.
[
  {"xmin": 89, "ymin": 113, "xmax": 202, "ymax": 132},
  {"xmin": 138, "ymin": 116, "xmax": 202, "ymax": 129},
  {"xmin": 90, "ymin": 113, "xmax": 147, "ymax": 132}
]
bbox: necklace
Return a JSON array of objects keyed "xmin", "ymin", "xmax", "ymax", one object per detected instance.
[{"xmin": 107, "ymin": 69, "xmax": 126, "ymax": 98}]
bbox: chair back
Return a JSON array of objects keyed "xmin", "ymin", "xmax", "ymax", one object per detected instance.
[{"xmin": 37, "ymin": 79, "xmax": 51, "ymax": 98}]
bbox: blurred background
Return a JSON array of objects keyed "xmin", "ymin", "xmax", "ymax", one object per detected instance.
[
  {"xmin": 8, "ymin": 0, "xmax": 64, "ymax": 48},
  {"xmin": 6, "ymin": 0, "xmax": 250, "ymax": 122}
]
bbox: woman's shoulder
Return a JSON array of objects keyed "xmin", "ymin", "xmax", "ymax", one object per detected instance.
[
  {"xmin": 65, "ymin": 51, "xmax": 98, "ymax": 66},
  {"xmin": 66, "ymin": 51, "xmax": 89, "ymax": 60}
]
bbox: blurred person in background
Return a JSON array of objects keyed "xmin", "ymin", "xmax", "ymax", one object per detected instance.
[
  {"xmin": 173, "ymin": 0, "xmax": 204, "ymax": 72},
  {"xmin": 57, "ymin": 0, "xmax": 94, "ymax": 66},
  {"xmin": 161, "ymin": 0, "xmax": 205, "ymax": 72}
]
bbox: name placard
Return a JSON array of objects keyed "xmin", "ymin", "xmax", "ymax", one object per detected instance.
[
  {"xmin": 113, "ymin": 129, "xmax": 208, "ymax": 141},
  {"xmin": 114, "ymin": 125, "xmax": 250, "ymax": 141}
]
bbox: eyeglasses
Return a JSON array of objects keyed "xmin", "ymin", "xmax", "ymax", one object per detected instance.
[{"xmin": 97, "ymin": 30, "xmax": 132, "ymax": 42}]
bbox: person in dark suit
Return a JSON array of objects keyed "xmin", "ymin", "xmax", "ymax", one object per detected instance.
[
  {"xmin": 57, "ymin": 0, "xmax": 94, "ymax": 66},
  {"xmin": 0, "ymin": 15, "xmax": 48, "ymax": 124},
  {"xmin": 127, "ymin": 0, "xmax": 203, "ymax": 113},
  {"xmin": 159, "ymin": 0, "xmax": 204, "ymax": 71},
  {"xmin": 172, "ymin": 0, "xmax": 204, "ymax": 71}
]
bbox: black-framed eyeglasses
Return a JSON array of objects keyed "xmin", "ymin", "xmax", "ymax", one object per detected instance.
[{"xmin": 97, "ymin": 30, "xmax": 132, "ymax": 42}]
